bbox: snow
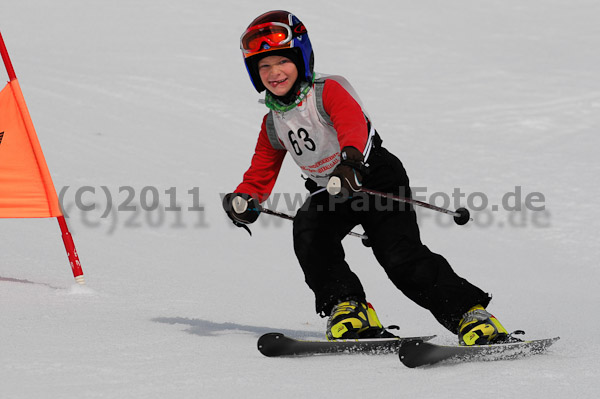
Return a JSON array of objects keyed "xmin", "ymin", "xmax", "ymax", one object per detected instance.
[{"xmin": 1, "ymin": 0, "xmax": 599, "ymax": 397}]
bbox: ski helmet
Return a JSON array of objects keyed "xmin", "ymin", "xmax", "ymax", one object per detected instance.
[{"xmin": 240, "ymin": 10, "xmax": 314, "ymax": 93}]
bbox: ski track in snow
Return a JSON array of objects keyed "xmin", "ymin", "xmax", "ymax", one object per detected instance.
[{"xmin": 1, "ymin": 0, "xmax": 599, "ymax": 398}]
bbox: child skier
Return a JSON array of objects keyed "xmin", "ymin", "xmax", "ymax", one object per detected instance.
[{"xmin": 223, "ymin": 10, "xmax": 508, "ymax": 345}]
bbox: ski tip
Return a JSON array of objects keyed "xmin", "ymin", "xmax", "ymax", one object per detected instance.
[
  {"xmin": 257, "ymin": 332, "xmax": 287, "ymax": 357},
  {"xmin": 398, "ymin": 339, "xmax": 426, "ymax": 368}
]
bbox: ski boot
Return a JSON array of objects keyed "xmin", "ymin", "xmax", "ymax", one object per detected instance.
[
  {"xmin": 458, "ymin": 304, "xmax": 509, "ymax": 346},
  {"xmin": 326, "ymin": 300, "xmax": 397, "ymax": 340}
]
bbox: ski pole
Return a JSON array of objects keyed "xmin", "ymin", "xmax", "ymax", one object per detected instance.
[
  {"xmin": 360, "ymin": 187, "xmax": 472, "ymax": 225},
  {"xmin": 259, "ymin": 206, "xmax": 369, "ymax": 241}
]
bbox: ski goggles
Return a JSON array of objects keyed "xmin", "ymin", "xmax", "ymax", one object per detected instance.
[{"xmin": 240, "ymin": 22, "xmax": 305, "ymax": 57}]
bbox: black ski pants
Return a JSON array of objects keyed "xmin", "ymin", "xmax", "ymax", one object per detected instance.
[{"xmin": 293, "ymin": 143, "xmax": 490, "ymax": 333}]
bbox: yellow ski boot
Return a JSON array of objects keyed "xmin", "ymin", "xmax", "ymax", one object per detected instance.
[
  {"xmin": 458, "ymin": 304, "xmax": 508, "ymax": 346},
  {"xmin": 326, "ymin": 300, "xmax": 397, "ymax": 340}
]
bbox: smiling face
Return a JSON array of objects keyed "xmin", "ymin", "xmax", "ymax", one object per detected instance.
[{"xmin": 257, "ymin": 55, "xmax": 299, "ymax": 97}]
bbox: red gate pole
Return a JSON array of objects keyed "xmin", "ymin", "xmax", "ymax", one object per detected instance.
[
  {"xmin": 0, "ymin": 31, "xmax": 16, "ymax": 81},
  {"xmin": 57, "ymin": 215, "xmax": 85, "ymax": 284},
  {"xmin": 1, "ymin": 31, "xmax": 85, "ymax": 284}
]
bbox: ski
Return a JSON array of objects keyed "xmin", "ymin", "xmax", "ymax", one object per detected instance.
[
  {"xmin": 398, "ymin": 337, "xmax": 560, "ymax": 368},
  {"xmin": 257, "ymin": 332, "xmax": 436, "ymax": 357}
]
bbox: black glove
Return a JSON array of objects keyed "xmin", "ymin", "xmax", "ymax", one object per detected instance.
[
  {"xmin": 223, "ymin": 193, "xmax": 260, "ymax": 229},
  {"xmin": 326, "ymin": 147, "xmax": 365, "ymax": 197}
]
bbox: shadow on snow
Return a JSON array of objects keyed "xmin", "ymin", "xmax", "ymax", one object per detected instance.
[
  {"xmin": 0, "ymin": 275, "xmax": 60, "ymax": 289},
  {"xmin": 152, "ymin": 316, "xmax": 322, "ymax": 339}
]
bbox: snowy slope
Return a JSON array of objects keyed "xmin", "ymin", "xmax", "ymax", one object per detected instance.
[{"xmin": 1, "ymin": 0, "xmax": 599, "ymax": 397}]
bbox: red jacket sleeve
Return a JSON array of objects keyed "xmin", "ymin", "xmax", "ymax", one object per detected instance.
[
  {"xmin": 234, "ymin": 114, "xmax": 287, "ymax": 202},
  {"xmin": 322, "ymin": 79, "xmax": 369, "ymax": 152}
]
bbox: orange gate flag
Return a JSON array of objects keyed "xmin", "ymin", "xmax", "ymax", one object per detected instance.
[
  {"xmin": 0, "ymin": 31, "xmax": 84, "ymax": 284},
  {"xmin": 0, "ymin": 80, "xmax": 63, "ymax": 217}
]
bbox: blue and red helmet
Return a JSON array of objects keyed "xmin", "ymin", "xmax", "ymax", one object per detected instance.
[{"xmin": 240, "ymin": 10, "xmax": 314, "ymax": 93}]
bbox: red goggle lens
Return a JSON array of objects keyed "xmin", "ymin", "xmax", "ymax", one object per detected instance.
[{"xmin": 241, "ymin": 23, "xmax": 292, "ymax": 54}]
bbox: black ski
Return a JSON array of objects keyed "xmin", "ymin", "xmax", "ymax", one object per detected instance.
[
  {"xmin": 399, "ymin": 337, "xmax": 560, "ymax": 368},
  {"xmin": 257, "ymin": 332, "xmax": 436, "ymax": 357}
]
